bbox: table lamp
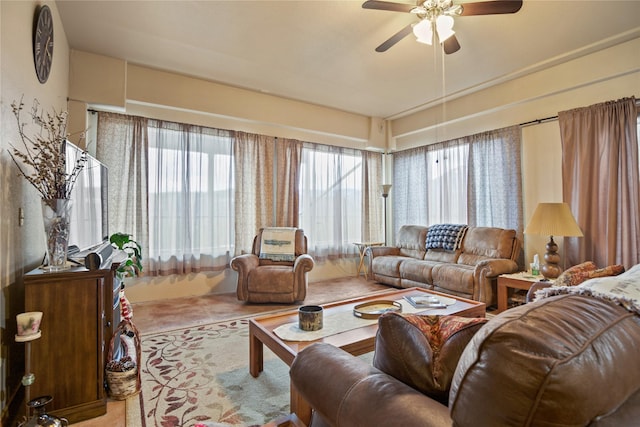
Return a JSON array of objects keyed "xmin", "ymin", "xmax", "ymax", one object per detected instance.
[
  {"xmin": 524, "ymin": 202, "xmax": 583, "ymax": 279},
  {"xmin": 15, "ymin": 312, "xmax": 43, "ymax": 419}
]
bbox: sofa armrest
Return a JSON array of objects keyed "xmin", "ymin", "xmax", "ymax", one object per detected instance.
[
  {"xmin": 290, "ymin": 343, "xmax": 452, "ymax": 427},
  {"xmin": 293, "ymin": 254, "xmax": 315, "ymax": 274},
  {"xmin": 230, "ymin": 254, "xmax": 260, "ymax": 300},
  {"xmin": 367, "ymin": 246, "xmax": 400, "ymax": 258},
  {"xmin": 474, "ymin": 258, "xmax": 519, "ymax": 278},
  {"xmin": 472, "ymin": 258, "xmax": 519, "ymax": 304}
]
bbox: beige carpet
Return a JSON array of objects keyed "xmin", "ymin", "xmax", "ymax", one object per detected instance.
[
  {"xmin": 126, "ymin": 277, "xmax": 389, "ymax": 426},
  {"xmin": 127, "ymin": 316, "xmax": 288, "ymax": 427}
]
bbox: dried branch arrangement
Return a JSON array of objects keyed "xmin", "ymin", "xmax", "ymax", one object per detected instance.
[{"xmin": 8, "ymin": 97, "xmax": 87, "ymax": 201}]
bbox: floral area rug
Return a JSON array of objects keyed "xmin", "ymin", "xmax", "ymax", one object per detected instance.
[{"xmin": 126, "ymin": 317, "xmax": 290, "ymax": 427}]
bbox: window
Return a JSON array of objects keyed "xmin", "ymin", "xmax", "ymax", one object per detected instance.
[
  {"xmin": 147, "ymin": 121, "xmax": 234, "ymax": 273},
  {"xmin": 393, "ymin": 126, "xmax": 522, "ymax": 234},
  {"xmin": 299, "ymin": 144, "xmax": 364, "ymax": 258}
]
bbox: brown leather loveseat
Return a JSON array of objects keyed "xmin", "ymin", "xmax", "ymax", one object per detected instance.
[
  {"xmin": 367, "ymin": 224, "xmax": 521, "ymax": 305},
  {"xmin": 290, "ymin": 294, "xmax": 640, "ymax": 426}
]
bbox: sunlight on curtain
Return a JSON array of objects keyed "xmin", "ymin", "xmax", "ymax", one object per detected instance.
[
  {"xmin": 425, "ymin": 141, "xmax": 468, "ymax": 225},
  {"xmin": 299, "ymin": 144, "xmax": 364, "ymax": 259},
  {"xmin": 147, "ymin": 120, "xmax": 234, "ymax": 274},
  {"xmin": 393, "ymin": 126, "xmax": 522, "ymax": 241},
  {"xmin": 362, "ymin": 150, "xmax": 384, "ymax": 243},
  {"xmin": 393, "ymin": 141, "xmax": 468, "ymax": 234}
]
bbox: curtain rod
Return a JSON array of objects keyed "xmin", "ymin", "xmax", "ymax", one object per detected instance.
[
  {"xmin": 519, "ymin": 115, "xmax": 558, "ymax": 128},
  {"xmin": 518, "ymin": 98, "xmax": 639, "ymax": 128}
]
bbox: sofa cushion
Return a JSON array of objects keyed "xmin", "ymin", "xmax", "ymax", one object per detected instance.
[
  {"xmin": 431, "ymin": 263, "xmax": 475, "ymax": 296},
  {"xmin": 396, "ymin": 225, "xmax": 429, "ymax": 259},
  {"xmin": 399, "ymin": 259, "xmax": 437, "ymax": 284},
  {"xmin": 373, "ymin": 313, "xmax": 488, "ymax": 404},
  {"xmin": 425, "ymin": 224, "xmax": 468, "ymax": 251},
  {"xmin": 555, "ymin": 261, "xmax": 625, "ymax": 287},
  {"xmin": 449, "ymin": 294, "xmax": 640, "ymax": 426},
  {"xmin": 424, "ymin": 248, "xmax": 461, "ymax": 263},
  {"xmin": 554, "ymin": 261, "xmax": 597, "ymax": 286},
  {"xmin": 457, "ymin": 227, "xmax": 516, "ymax": 266},
  {"xmin": 371, "ymin": 255, "xmax": 406, "ymax": 279}
]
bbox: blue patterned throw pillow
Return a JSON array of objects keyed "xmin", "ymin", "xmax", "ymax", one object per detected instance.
[{"xmin": 426, "ymin": 224, "xmax": 468, "ymax": 251}]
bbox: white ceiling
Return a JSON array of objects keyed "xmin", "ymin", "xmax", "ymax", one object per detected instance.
[{"xmin": 56, "ymin": 0, "xmax": 640, "ymax": 119}]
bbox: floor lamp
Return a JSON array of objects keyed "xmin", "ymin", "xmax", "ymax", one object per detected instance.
[{"xmin": 381, "ymin": 184, "xmax": 392, "ymax": 245}]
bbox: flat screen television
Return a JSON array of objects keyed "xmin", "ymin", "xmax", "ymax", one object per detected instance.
[{"xmin": 65, "ymin": 140, "xmax": 109, "ymax": 252}]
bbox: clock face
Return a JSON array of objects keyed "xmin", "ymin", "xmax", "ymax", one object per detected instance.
[{"xmin": 34, "ymin": 5, "xmax": 54, "ymax": 84}]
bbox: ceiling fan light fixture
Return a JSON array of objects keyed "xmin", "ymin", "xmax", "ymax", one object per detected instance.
[
  {"xmin": 412, "ymin": 19, "xmax": 433, "ymax": 45},
  {"xmin": 435, "ymin": 14, "xmax": 455, "ymax": 42}
]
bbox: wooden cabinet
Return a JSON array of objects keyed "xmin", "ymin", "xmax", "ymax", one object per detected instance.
[{"xmin": 23, "ymin": 265, "xmax": 121, "ymax": 423}]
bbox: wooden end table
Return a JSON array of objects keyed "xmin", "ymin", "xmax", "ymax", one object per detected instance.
[
  {"xmin": 496, "ymin": 272, "xmax": 552, "ymax": 313},
  {"xmin": 353, "ymin": 242, "xmax": 383, "ymax": 279}
]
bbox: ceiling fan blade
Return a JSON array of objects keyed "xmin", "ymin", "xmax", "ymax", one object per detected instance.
[
  {"xmin": 362, "ymin": 0, "xmax": 415, "ymax": 13},
  {"xmin": 375, "ymin": 24, "xmax": 413, "ymax": 52},
  {"xmin": 460, "ymin": 0, "xmax": 523, "ymax": 16},
  {"xmin": 443, "ymin": 35, "xmax": 461, "ymax": 54}
]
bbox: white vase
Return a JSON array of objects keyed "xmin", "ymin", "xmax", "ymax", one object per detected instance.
[{"xmin": 41, "ymin": 198, "xmax": 72, "ymax": 271}]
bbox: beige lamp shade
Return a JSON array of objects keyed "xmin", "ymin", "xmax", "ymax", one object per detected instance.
[
  {"xmin": 381, "ymin": 184, "xmax": 392, "ymax": 198},
  {"xmin": 524, "ymin": 203, "xmax": 583, "ymax": 237},
  {"xmin": 524, "ymin": 202, "xmax": 583, "ymax": 279}
]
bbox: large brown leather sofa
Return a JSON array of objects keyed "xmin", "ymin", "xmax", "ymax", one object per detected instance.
[
  {"xmin": 367, "ymin": 224, "xmax": 521, "ymax": 305},
  {"xmin": 290, "ymin": 294, "xmax": 640, "ymax": 426}
]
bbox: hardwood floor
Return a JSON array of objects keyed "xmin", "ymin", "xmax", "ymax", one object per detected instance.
[{"xmin": 74, "ymin": 276, "xmax": 389, "ymax": 426}]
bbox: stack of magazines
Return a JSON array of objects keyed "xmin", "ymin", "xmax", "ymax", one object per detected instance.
[{"xmin": 403, "ymin": 295, "xmax": 447, "ymax": 309}]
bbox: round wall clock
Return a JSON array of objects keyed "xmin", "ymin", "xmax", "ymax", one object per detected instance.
[{"xmin": 33, "ymin": 5, "xmax": 54, "ymax": 84}]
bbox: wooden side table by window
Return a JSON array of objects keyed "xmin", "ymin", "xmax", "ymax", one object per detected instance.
[
  {"xmin": 353, "ymin": 242, "xmax": 384, "ymax": 279},
  {"xmin": 496, "ymin": 272, "xmax": 553, "ymax": 313}
]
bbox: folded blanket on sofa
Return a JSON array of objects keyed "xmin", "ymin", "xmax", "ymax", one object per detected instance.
[
  {"xmin": 259, "ymin": 227, "xmax": 297, "ymax": 261},
  {"xmin": 426, "ymin": 224, "xmax": 468, "ymax": 251}
]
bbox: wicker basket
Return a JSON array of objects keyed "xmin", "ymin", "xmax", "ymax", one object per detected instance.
[
  {"xmin": 106, "ymin": 319, "xmax": 141, "ymax": 400},
  {"xmin": 106, "ymin": 367, "xmax": 139, "ymax": 400}
]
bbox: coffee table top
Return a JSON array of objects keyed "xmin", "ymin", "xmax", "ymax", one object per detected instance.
[{"xmin": 249, "ymin": 287, "xmax": 485, "ymax": 366}]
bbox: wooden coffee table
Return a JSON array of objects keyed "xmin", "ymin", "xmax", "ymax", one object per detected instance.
[{"xmin": 248, "ymin": 287, "xmax": 485, "ymax": 424}]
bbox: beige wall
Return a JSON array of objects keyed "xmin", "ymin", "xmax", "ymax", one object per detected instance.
[{"xmin": 1, "ymin": 1, "xmax": 70, "ymax": 421}]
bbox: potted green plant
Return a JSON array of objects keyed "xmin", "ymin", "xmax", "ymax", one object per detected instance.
[{"xmin": 109, "ymin": 232, "xmax": 143, "ymax": 282}]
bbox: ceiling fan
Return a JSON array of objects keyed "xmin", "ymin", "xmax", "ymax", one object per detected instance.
[{"xmin": 363, "ymin": 0, "xmax": 523, "ymax": 54}]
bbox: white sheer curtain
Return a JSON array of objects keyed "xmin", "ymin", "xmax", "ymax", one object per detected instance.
[
  {"xmin": 393, "ymin": 140, "xmax": 468, "ymax": 234},
  {"xmin": 98, "ymin": 112, "xmax": 384, "ymax": 274},
  {"xmin": 393, "ymin": 126, "xmax": 522, "ymax": 240},
  {"xmin": 146, "ymin": 120, "xmax": 234, "ymax": 275},
  {"xmin": 299, "ymin": 143, "xmax": 381, "ymax": 260}
]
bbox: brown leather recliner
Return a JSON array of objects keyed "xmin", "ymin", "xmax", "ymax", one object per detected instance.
[
  {"xmin": 290, "ymin": 294, "xmax": 640, "ymax": 426},
  {"xmin": 231, "ymin": 228, "xmax": 314, "ymax": 303}
]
